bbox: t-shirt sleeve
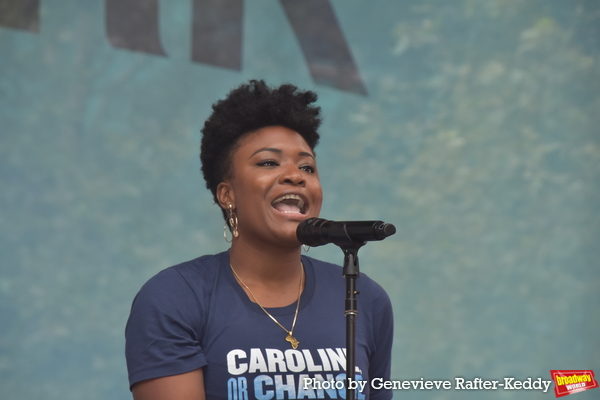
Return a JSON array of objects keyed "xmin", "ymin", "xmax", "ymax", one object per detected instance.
[
  {"xmin": 125, "ymin": 267, "xmax": 207, "ymax": 389},
  {"xmin": 368, "ymin": 283, "xmax": 394, "ymax": 400}
]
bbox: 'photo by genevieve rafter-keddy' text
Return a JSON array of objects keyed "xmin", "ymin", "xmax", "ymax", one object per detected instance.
[{"xmin": 302, "ymin": 376, "xmax": 553, "ymax": 394}]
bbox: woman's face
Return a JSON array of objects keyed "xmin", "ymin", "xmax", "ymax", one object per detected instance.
[{"xmin": 219, "ymin": 126, "xmax": 323, "ymax": 247}]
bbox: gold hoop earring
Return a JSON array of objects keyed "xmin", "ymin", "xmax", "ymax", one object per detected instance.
[
  {"xmin": 224, "ymin": 222, "xmax": 232, "ymax": 243},
  {"xmin": 228, "ymin": 204, "xmax": 239, "ymax": 238}
]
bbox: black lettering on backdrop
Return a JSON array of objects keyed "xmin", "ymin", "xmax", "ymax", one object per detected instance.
[
  {"xmin": 105, "ymin": 0, "xmax": 166, "ymax": 55},
  {"xmin": 192, "ymin": 0, "xmax": 243, "ymax": 70},
  {"xmin": 0, "ymin": 0, "xmax": 39, "ymax": 31},
  {"xmin": 1, "ymin": 0, "xmax": 366, "ymax": 94},
  {"xmin": 279, "ymin": 0, "xmax": 367, "ymax": 95}
]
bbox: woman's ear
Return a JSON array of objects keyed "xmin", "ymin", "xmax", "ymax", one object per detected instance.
[{"xmin": 217, "ymin": 182, "xmax": 235, "ymax": 210}]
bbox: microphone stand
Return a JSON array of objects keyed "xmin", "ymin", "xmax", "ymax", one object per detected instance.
[
  {"xmin": 338, "ymin": 239, "xmax": 365, "ymax": 400},
  {"xmin": 297, "ymin": 217, "xmax": 396, "ymax": 399}
]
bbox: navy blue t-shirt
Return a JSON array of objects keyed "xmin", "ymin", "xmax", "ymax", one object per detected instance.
[{"xmin": 125, "ymin": 251, "xmax": 393, "ymax": 399}]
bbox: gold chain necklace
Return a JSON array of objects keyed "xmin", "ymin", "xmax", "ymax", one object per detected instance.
[{"xmin": 230, "ymin": 263, "xmax": 303, "ymax": 349}]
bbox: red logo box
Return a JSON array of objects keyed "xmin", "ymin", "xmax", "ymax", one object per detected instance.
[{"xmin": 550, "ymin": 370, "xmax": 599, "ymax": 397}]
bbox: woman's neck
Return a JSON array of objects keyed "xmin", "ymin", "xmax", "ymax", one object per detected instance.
[
  {"xmin": 229, "ymin": 238, "xmax": 302, "ymax": 283},
  {"xmin": 228, "ymin": 237, "xmax": 305, "ymax": 308}
]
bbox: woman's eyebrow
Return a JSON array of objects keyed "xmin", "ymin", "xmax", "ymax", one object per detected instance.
[
  {"xmin": 250, "ymin": 147, "xmax": 281, "ymax": 158},
  {"xmin": 299, "ymin": 151, "xmax": 315, "ymax": 159},
  {"xmin": 249, "ymin": 148, "xmax": 314, "ymax": 159}
]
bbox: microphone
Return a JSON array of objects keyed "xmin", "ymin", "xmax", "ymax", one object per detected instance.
[{"xmin": 297, "ymin": 218, "xmax": 396, "ymax": 247}]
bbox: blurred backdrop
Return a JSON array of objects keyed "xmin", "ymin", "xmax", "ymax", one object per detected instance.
[{"xmin": 1, "ymin": 0, "xmax": 599, "ymax": 399}]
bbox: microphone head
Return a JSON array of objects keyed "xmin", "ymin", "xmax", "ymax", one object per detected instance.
[
  {"xmin": 296, "ymin": 217, "xmax": 329, "ymax": 247},
  {"xmin": 297, "ymin": 218, "xmax": 396, "ymax": 247}
]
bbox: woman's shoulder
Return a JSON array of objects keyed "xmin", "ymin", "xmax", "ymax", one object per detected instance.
[{"xmin": 135, "ymin": 251, "xmax": 228, "ymax": 301}]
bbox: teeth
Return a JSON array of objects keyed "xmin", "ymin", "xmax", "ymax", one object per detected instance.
[{"xmin": 273, "ymin": 194, "xmax": 305, "ymax": 210}]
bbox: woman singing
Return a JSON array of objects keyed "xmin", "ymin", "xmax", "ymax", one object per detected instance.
[{"xmin": 125, "ymin": 80, "xmax": 394, "ymax": 400}]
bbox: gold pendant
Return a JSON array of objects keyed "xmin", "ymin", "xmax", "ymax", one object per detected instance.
[{"xmin": 285, "ymin": 333, "xmax": 299, "ymax": 349}]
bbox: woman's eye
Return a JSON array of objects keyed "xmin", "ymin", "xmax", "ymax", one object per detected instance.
[
  {"xmin": 300, "ymin": 165, "xmax": 316, "ymax": 174},
  {"xmin": 257, "ymin": 160, "xmax": 278, "ymax": 167}
]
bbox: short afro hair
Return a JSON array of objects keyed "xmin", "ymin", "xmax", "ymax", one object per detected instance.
[{"xmin": 200, "ymin": 80, "xmax": 322, "ymax": 216}]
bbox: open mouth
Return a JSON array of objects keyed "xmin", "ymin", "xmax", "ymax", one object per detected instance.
[{"xmin": 271, "ymin": 194, "xmax": 307, "ymax": 215}]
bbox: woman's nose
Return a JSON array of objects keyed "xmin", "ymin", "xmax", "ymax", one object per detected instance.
[{"xmin": 280, "ymin": 163, "xmax": 305, "ymax": 186}]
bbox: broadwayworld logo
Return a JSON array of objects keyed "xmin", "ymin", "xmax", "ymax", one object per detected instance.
[{"xmin": 550, "ymin": 370, "xmax": 599, "ymax": 398}]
